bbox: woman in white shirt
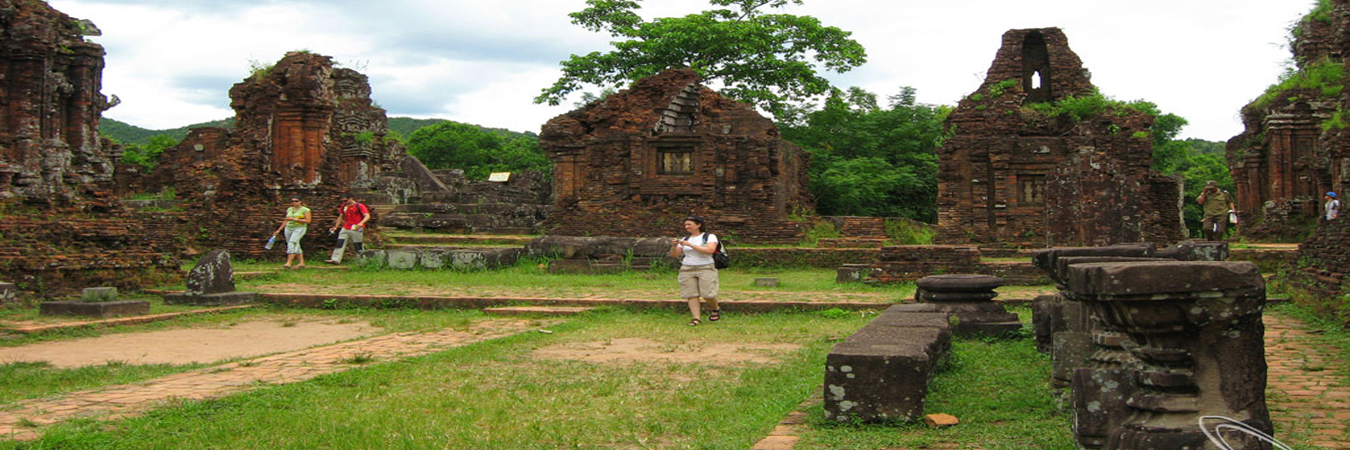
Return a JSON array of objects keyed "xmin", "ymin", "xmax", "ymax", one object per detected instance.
[{"xmin": 669, "ymin": 215, "xmax": 721, "ymax": 326}]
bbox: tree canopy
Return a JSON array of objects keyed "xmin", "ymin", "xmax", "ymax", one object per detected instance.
[
  {"xmin": 535, "ymin": 0, "xmax": 867, "ymax": 116},
  {"xmin": 406, "ymin": 121, "xmax": 550, "ymax": 180},
  {"xmin": 781, "ymin": 87, "xmax": 949, "ymax": 221}
]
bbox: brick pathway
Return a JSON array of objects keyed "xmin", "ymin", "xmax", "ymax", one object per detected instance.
[
  {"xmin": 0, "ymin": 319, "xmax": 538, "ymax": 441},
  {"xmin": 1265, "ymin": 313, "xmax": 1350, "ymax": 449}
]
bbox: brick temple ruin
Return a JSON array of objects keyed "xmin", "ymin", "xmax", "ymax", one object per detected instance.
[
  {"xmin": 1227, "ymin": 5, "xmax": 1346, "ymax": 238},
  {"xmin": 539, "ymin": 69, "xmax": 812, "ymax": 243},
  {"xmin": 0, "ymin": 0, "xmax": 178, "ymax": 296},
  {"xmin": 936, "ymin": 28, "xmax": 1185, "ymax": 248},
  {"xmin": 116, "ymin": 51, "xmax": 449, "ymax": 261},
  {"xmin": 1270, "ymin": 0, "xmax": 1350, "ymax": 303}
]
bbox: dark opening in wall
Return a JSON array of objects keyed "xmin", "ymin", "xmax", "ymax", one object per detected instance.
[{"xmin": 1022, "ymin": 32, "xmax": 1053, "ymax": 104}]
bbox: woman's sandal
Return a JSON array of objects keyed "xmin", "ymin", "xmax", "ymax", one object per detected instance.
[
  {"xmin": 708, "ymin": 310, "xmax": 721, "ymax": 322},
  {"xmin": 688, "ymin": 318, "xmax": 701, "ymax": 326}
]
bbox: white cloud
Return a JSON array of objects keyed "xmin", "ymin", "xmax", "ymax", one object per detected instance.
[{"xmin": 52, "ymin": 0, "xmax": 1315, "ymax": 139}]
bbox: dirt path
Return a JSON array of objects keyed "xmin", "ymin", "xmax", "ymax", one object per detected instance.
[
  {"xmin": 0, "ymin": 320, "xmax": 379, "ymax": 368},
  {"xmin": 0, "ymin": 318, "xmax": 538, "ymax": 441}
]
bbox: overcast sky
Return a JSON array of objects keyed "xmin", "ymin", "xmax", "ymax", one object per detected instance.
[{"xmin": 50, "ymin": 0, "xmax": 1314, "ymax": 141}]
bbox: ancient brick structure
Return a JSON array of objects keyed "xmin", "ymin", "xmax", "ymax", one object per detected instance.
[
  {"xmin": 936, "ymin": 28, "xmax": 1184, "ymax": 248},
  {"xmin": 1228, "ymin": 3, "xmax": 1347, "ymax": 238},
  {"xmin": 0, "ymin": 0, "xmax": 116, "ymax": 206},
  {"xmin": 122, "ymin": 52, "xmax": 446, "ymax": 260},
  {"xmin": 0, "ymin": 1, "xmax": 182, "ymax": 297},
  {"xmin": 539, "ymin": 69, "xmax": 812, "ymax": 244}
]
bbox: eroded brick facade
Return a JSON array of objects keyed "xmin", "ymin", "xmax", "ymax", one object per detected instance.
[
  {"xmin": 119, "ymin": 52, "xmax": 442, "ymax": 260},
  {"xmin": 0, "ymin": 0, "xmax": 116, "ymax": 206},
  {"xmin": 936, "ymin": 28, "xmax": 1184, "ymax": 248},
  {"xmin": 0, "ymin": 1, "xmax": 180, "ymax": 296},
  {"xmin": 539, "ymin": 69, "xmax": 811, "ymax": 243},
  {"xmin": 1227, "ymin": 5, "xmax": 1345, "ymax": 238}
]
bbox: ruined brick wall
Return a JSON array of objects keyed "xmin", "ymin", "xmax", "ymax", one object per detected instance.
[
  {"xmin": 1228, "ymin": 2, "xmax": 1348, "ymax": 238},
  {"xmin": 0, "ymin": 213, "xmax": 181, "ymax": 297},
  {"xmin": 0, "ymin": 0, "xmax": 116, "ymax": 207},
  {"xmin": 936, "ymin": 28, "xmax": 1184, "ymax": 248},
  {"xmin": 114, "ymin": 52, "xmax": 418, "ymax": 261},
  {"xmin": 540, "ymin": 69, "xmax": 812, "ymax": 243},
  {"xmin": 1289, "ymin": 0, "xmax": 1350, "ymax": 313}
]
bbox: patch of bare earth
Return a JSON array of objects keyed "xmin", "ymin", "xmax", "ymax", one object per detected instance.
[
  {"xmin": 532, "ymin": 337, "xmax": 799, "ymax": 366},
  {"xmin": 0, "ymin": 319, "xmax": 379, "ymax": 368}
]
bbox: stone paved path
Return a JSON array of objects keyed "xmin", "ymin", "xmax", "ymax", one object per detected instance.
[
  {"xmin": 1265, "ymin": 313, "xmax": 1350, "ymax": 449},
  {"xmin": 0, "ymin": 319, "xmax": 538, "ymax": 441}
]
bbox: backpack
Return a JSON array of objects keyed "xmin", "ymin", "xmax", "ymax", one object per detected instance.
[{"xmin": 701, "ymin": 232, "xmax": 730, "ymax": 269}]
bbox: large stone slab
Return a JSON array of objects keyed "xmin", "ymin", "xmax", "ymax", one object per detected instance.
[
  {"xmin": 162, "ymin": 291, "xmax": 258, "ymax": 306},
  {"xmin": 824, "ymin": 326, "xmax": 950, "ymax": 423},
  {"xmin": 40, "ymin": 300, "xmax": 149, "ymax": 318}
]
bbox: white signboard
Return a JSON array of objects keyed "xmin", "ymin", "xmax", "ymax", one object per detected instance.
[{"xmin": 488, "ymin": 172, "xmax": 512, "ymax": 182}]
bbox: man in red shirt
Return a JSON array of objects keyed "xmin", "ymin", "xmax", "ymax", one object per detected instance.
[{"xmin": 325, "ymin": 194, "xmax": 371, "ymax": 264}]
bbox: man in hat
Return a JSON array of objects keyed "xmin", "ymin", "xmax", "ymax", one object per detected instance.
[
  {"xmin": 325, "ymin": 193, "xmax": 370, "ymax": 265},
  {"xmin": 1326, "ymin": 191, "xmax": 1340, "ymax": 221},
  {"xmin": 1197, "ymin": 180, "xmax": 1236, "ymax": 241}
]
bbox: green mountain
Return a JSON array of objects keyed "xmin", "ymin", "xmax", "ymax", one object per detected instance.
[
  {"xmin": 102, "ymin": 117, "xmax": 536, "ymax": 146},
  {"xmin": 100, "ymin": 117, "xmax": 234, "ymax": 145}
]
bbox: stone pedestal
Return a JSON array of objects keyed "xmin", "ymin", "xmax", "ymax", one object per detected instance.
[
  {"xmin": 1066, "ymin": 261, "xmax": 1271, "ymax": 450},
  {"xmin": 40, "ymin": 300, "xmax": 150, "ymax": 318},
  {"xmin": 894, "ymin": 274, "xmax": 1021, "ymax": 337}
]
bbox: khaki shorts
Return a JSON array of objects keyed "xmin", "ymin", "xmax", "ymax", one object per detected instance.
[{"xmin": 678, "ymin": 264, "xmax": 719, "ymax": 299}]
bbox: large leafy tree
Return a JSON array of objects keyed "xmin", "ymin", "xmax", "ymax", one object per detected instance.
[
  {"xmin": 782, "ymin": 87, "xmax": 949, "ymax": 221},
  {"xmin": 407, "ymin": 122, "xmax": 550, "ymax": 180},
  {"xmin": 535, "ymin": 0, "xmax": 867, "ymax": 115}
]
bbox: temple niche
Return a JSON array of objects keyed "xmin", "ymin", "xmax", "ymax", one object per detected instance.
[
  {"xmin": 539, "ymin": 68, "xmax": 812, "ymax": 243},
  {"xmin": 1227, "ymin": 4, "xmax": 1345, "ymax": 239},
  {"xmin": 936, "ymin": 28, "xmax": 1185, "ymax": 248},
  {"xmin": 0, "ymin": 0, "xmax": 117, "ymax": 207}
]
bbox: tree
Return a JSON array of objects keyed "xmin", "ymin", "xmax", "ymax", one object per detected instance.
[
  {"xmin": 119, "ymin": 134, "xmax": 179, "ymax": 171},
  {"xmin": 535, "ymin": 0, "xmax": 867, "ymax": 116},
  {"xmin": 781, "ymin": 87, "xmax": 949, "ymax": 221},
  {"xmin": 406, "ymin": 122, "xmax": 550, "ymax": 180}
]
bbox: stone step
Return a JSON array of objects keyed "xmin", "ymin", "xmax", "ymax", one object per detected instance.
[
  {"xmin": 482, "ymin": 306, "xmax": 594, "ymax": 316},
  {"xmin": 384, "ymin": 234, "xmax": 537, "ymax": 246}
]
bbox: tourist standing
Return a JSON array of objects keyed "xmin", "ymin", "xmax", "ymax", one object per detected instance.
[
  {"xmin": 273, "ymin": 197, "xmax": 312, "ymax": 269},
  {"xmin": 1197, "ymin": 180, "xmax": 1236, "ymax": 241},
  {"xmin": 669, "ymin": 215, "xmax": 721, "ymax": 326},
  {"xmin": 326, "ymin": 194, "xmax": 370, "ymax": 264},
  {"xmin": 1327, "ymin": 191, "xmax": 1341, "ymax": 221}
]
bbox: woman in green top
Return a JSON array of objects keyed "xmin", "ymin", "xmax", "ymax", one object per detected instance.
[{"xmin": 273, "ymin": 197, "xmax": 312, "ymax": 269}]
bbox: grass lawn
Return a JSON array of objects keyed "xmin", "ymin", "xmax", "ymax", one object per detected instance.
[
  {"xmin": 0, "ymin": 307, "xmax": 1080, "ymax": 449},
  {"xmin": 205, "ymin": 258, "xmax": 922, "ymax": 303}
]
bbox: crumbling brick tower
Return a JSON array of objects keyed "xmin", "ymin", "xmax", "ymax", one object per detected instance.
[
  {"xmin": 0, "ymin": 0, "xmax": 178, "ymax": 297},
  {"xmin": 0, "ymin": 0, "xmax": 116, "ymax": 206},
  {"xmin": 1227, "ymin": 3, "xmax": 1345, "ymax": 239},
  {"xmin": 124, "ymin": 51, "xmax": 441, "ymax": 260},
  {"xmin": 936, "ymin": 28, "xmax": 1184, "ymax": 247},
  {"xmin": 539, "ymin": 69, "xmax": 812, "ymax": 243}
]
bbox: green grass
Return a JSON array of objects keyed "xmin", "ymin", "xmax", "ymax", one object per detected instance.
[
  {"xmin": 796, "ymin": 333, "xmax": 1071, "ymax": 450},
  {"xmin": 3, "ymin": 309, "xmax": 875, "ymax": 449},
  {"xmin": 0, "ymin": 361, "xmax": 203, "ymax": 405},
  {"xmin": 225, "ymin": 257, "xmax": 917, "ymax": 299}
]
